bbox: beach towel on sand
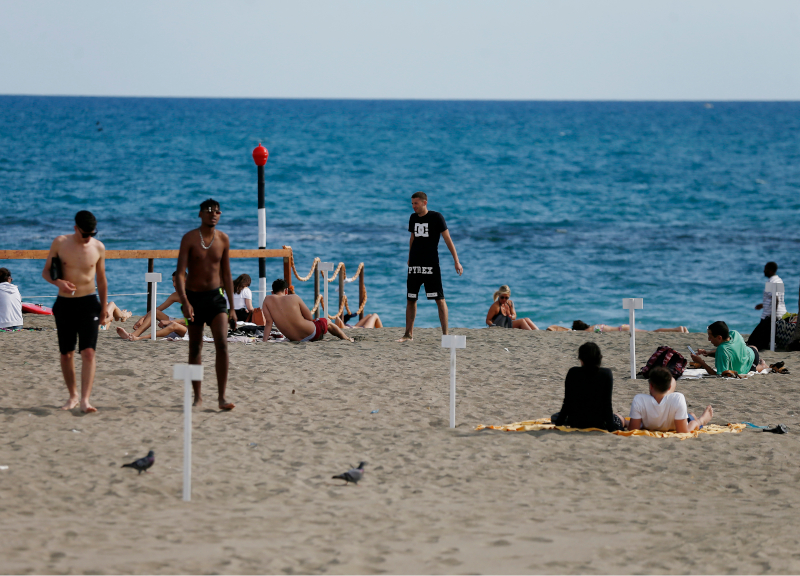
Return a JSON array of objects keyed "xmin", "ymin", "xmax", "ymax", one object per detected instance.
[{"xmin": 476, "ymin": 418, "xmax": 745, "ymax": 440}]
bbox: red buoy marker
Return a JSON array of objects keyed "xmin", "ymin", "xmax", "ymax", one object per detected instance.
[{"xmin": 253, "ymin": 144, "xmax": 269, "ymax": 305}]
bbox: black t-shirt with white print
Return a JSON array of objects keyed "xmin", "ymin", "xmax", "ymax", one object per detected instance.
[{"xmin": 408, "ymin": 211, "xmax": 447, "ymax": 266}]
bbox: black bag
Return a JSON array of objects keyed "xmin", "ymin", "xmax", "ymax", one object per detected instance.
[{"xmin": 50, "ymin": 255, "xmax": 62, "ymax": 281}]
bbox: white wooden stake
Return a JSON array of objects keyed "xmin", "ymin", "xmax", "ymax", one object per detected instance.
[
  {"xmin": 766, "ymin": 281, "xmax": 785, "ymax": 352},
  {"xmin": 174, "ymin": 363, "xmax": 203, "ymax": 502},
  {"xmin": 319, "ymin": 262, "xmax": 334, "ymax": 319},
  {"xmin": 145, "ymin": 272, "xmax": 162, "ymax": 341},
  {"xmin": 441, "ymin": 335, "xmax": 466, "ymax": 428},
  {"xmin": 622, "ymin": 298, "xmax": 643, "ymax": 379}
]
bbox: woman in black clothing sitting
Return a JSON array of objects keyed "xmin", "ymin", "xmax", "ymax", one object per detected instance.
[{"xmin": 550, "ymin": 342, "xmax": 626, "ymax": 431}]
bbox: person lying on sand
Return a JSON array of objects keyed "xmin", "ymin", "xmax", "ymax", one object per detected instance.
[
  {"xmin": 690, "ymin": 320, "xmax": 767, "ymax": 376},
  {"xmin": 485, "ymin": 285, "xmax": 538, "ymax": 330},
  {"xmin": 100, "ymin": 302, "xmax": 132, "ymax": 328},
  {"xmin": 262, "ymin": 278, "xmax": 353, "ymax": 343},
  {"xmin": 550, "ymin": 342, "xmax": 626, "ymax": 432},
  {"xmin": 334, "ymin": 312, "xmax": 383, "ymax": 329},
  {"xmin": 546, "ymin": 320, "xmax": 689, "ymax": 332},
  {"xmin": 117, "ymin": 316, "xmax": 187, "ymax": 341},
  {"xmin": 628, "ymin": 366, "xmax": 713, "ymax": 432}
]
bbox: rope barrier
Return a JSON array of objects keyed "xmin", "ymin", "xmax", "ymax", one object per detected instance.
[
  {"xmin": 287, "ymin": 249, "xmax": 321, "ymax": 282},
  {"xmin": 285, "ymin": 247, "xmax": 368, "ymax": 316}
]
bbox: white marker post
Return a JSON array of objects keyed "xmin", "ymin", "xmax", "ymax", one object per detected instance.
[
  {"xmin": 319, "ymin": 262, "xmax": 334, "ymax": 319},
  {"xmin": 766, "ymin": 281, "xmax": 785, "ymax": 352},
  {"xmin": 173, "ymin": 363, "xmax": 203, "ymax": 502},
  {"xmin": 145, "ymin": 272, "xmax": 162, "ymax": 341},
  {"xmin": 622, "ymin": 298, "xmax": 644, "ymax": 379},
  {"xmin": 441, "ymin": 335, "xmax": 466, "ymax": 428}
]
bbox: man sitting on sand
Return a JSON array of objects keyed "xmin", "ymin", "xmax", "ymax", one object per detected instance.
[
  {"xmin": 690, "ymin": 320, "xmax": 768, "ymax": 376},
  {"xmin": 261, "ymin": 279, "xmax": 353, "ymax": 343},
  {"xmin": 628, "ymin": 366, "xmax": 713, "ymax": 433}
]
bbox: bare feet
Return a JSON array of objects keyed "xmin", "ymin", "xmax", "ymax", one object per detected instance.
[
  {"xmin": 698, "ymin": 405, "xmax": 713, "ymax": 426},
  {"xmin": 219, "ymin": 401, "xmax": 235, "ymax": 411},
  {"xmin": 120, "ymin": 310, "xmax": 132, "ymax": 321},
  {"xmin": 193, "ymin": 397, "xmax": 202, "ymax": 407},
  {"xmin": 61, "ymin": 396, "xmax": 79, "ymax": 410},
  {"xmin": 116, "ymin": 326, "xmax": 133, "ymax": 340},
  {"xmin": 397, "ymin": 334, "xmax": 413, "ymax": 342},
  {"xmin": 80, "ymin": 400, "xmax": 97, "ymax": 413}
]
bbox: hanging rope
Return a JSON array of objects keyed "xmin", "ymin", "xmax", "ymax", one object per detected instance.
[
  {"xmin": 344, "ymin": 262, "xmax": 364, "ymax": 283},
  {"xmin": 308, "ymin": 294, "xmax": 324, "ymax": 315},
  {"xmin": 284, "ymin": 245, "xmax": 321, "ymax": 282}
]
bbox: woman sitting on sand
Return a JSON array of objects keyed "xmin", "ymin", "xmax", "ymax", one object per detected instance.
[
  {"xmin": 547, "ymin": 320, "xmax": 688, "ymax": 333},
  {"xmin": 485, "ymin": 285, "xmax": 538, "ymax": 330},
  {"xmin": 551, "ymin": 342, "xmax": 627, "ymax": 432},
  {"xmin": 228, "ymin": 274, "xmax": 254, "ymax": 321}
]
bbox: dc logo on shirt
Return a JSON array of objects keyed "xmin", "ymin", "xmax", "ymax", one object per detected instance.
[{"xmin": 414, "ymin": 223, "xmax": 429, "ymax": 237}]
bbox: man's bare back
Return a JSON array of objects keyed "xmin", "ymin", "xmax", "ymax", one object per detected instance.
[{"xmin": 262, "ymin": 292, "xmax": 316, "ymax": 341}]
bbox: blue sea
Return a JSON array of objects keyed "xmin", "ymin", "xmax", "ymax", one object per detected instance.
[{"xmin": 1, "ymin": 96, "xmax": 799, "ymax": 332}]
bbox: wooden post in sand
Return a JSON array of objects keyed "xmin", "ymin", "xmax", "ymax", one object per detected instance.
[
  {"xmin": 145, "ymin": 272, "xmax": 162, "ymax": 341},
  {"xmin": 319, "ymin": 262, "xmax": 334, "ymax": 320},
  {"xmin": 339, "ymin": 264, "xmax": 345, "ymax": 320},
  {"xmin": 174, "ymin": 363, "xmax": 203, "ymax": 502},
  {"xmin": 766, "ymin": 281, "xmax": 785, "ymax": 352},
  {"xmin": 622, "ymin": 298, "xmax": 643, "ymax": 379},
  {"xmin": 441, "ymin": 335, "xmax": 466, "ymax": 428},
  {"xmin": 313, "ymin": 262, "xmax": 320, "ymax": 319}
]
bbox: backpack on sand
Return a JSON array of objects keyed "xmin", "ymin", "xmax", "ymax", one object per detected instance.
[{"xmin": 638, "ymin": 346, "xmax": 687, "ymax": 380}]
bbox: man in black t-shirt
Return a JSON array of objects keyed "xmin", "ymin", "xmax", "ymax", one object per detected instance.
[{"xmin": 399, "ymin": 191, "xmax": 463, "ymax": 342}]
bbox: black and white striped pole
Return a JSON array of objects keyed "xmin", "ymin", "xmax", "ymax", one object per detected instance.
[{"xmin": 252, "ymin": 143, "xmax": 269, "ymax": 306}]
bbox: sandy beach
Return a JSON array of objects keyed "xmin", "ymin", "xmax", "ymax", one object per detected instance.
[{"xmin": 2, "ymin": 316, "xmax": 799, "ymax": 574}]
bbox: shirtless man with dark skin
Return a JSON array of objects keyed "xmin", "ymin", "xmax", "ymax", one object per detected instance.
[
  {"xmin": 41, "ymin": 210, "xmax": 108, "ymax": 413},
  {"xmin": 175, "ymin": 199, "xmax": 237, "ymax": 410}
]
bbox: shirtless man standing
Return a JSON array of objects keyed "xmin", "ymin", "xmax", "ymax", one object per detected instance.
[
  {"xmin": 261, "ymin": 279, "xmax": 353, "ymax": 342},
  {"xmin": 175, "ymin": 199, "xmax": 237, "ymax": 410},
  {"xmin": 42, "ymin": 210, "xmax": 108, "ymax": 413}
]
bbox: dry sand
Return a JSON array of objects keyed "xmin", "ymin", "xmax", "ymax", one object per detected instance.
[{"xmin": 2, "ymin": 315, "xmax": 800, "ymax": 574}]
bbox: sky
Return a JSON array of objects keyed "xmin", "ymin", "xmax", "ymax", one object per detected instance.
[{"xmin": 1, "ymin": 0, "xmax": 799, "ymax": 100}]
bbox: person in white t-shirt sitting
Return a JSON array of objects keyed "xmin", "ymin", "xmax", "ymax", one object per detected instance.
[
  {"xmin": 628, "ymin": 367, "xmax": 713, "ymax": 433},
  {"xmin": 0, "ymin": 267, "xmax": 23, "ymax": 330},
  {"xmin": 226, "ymin": 274, "xmax": 254, "ymax": 322},
  {"xmin": 747, "ymin": 261, "xmax": 787, "ymax": 350}
]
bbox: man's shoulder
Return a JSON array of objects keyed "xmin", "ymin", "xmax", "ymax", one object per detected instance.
[{"xmin": 90, "ymin": 238, "xmax": 106, "ymax": 253}]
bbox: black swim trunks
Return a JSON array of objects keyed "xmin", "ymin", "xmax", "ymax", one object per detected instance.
[
  {"xmin": 185, "ymin": 288, "xmax": 228, "ymax": 326},
  {"xmin": 52, "ymin": 294, "xmax": 101, "ymax": 354},
  {"xmin": 407, "ymin": 264, "xmax": 445, "ymax": 301}
]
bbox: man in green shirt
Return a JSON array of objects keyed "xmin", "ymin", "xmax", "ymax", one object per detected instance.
[{"xmin": 691, "ymin": 321, "xmax": 767, "ymax": 375}]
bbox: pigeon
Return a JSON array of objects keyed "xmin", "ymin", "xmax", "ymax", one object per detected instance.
[
  {"xmin": 332, "ymin": 461, "xmax": 366, "ymax": 485},
  {"xmin": 121, "ymin": 450, "xmax": 155, "ymax": 474}
]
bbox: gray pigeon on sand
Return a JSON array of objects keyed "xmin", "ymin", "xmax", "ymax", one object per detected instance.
[
  {"xmin": 332, "ymin": 461, "xmax": 366, "ymax": 484},
  {"xmin": 121, "ymin": 450, "xmax": 155, "ymax": 474}
]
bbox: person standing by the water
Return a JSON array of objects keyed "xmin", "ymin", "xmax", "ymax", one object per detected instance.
[
  {"xmin": 399, "ymin": 192, "xmax": 463, "ymax": 342},
  {"xmin": 175, "ymin": 198, "xmax": 237, "ymax": 410},
  {"xmin": 41, "ymin": 210, "xmax": 108, "ymax": 413}
]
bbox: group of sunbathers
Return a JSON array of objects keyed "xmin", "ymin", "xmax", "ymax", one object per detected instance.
[
  {"xmin": 551, "ymin": 341, "xmax": 714, "ymax": 433},
  {"xmin": 551, "ymin": 319, "xmax": 769, "ymax": 432}
]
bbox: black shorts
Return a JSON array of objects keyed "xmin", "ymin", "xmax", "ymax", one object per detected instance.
[
  {"xmin": 52, "ymin": 294, "xmax": 101, "ymax": 355},
  {"xmin": 185, "ymin": 288, "xmax": 228, "ymax": 326},
  {"xmin": 750, "ymin": 348, "xmax": 760, "ymax": 372},
  {"xmin": 407, "ymin": 263, "xmax": 444, "ymax": 301}
]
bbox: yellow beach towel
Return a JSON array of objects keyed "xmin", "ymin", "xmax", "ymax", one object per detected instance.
[{"xmin": 475, "ymin": 418, "xmax": 745, "ymax": 440}]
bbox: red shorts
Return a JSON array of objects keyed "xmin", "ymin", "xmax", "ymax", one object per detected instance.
[{"xmin": 302, "ymin": 318, "xmax": 328, "ymax": 342}]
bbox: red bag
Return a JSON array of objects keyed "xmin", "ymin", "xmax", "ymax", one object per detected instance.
[{"xmin": 639, "ymin": 346, "xmax": 687, "ymax": 379}]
